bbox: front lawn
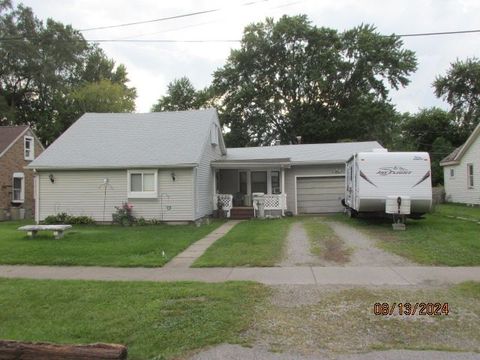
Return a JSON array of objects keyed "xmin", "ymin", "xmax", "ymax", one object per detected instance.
[
  {"xmin": 0, "ymin": 278, "xmax": 266, "ymax": 360},
  {"xmin": 193, "ymin": 218, "xmax": 294, "ymax": 267},
  {"xmin": 335, "ymin": 204, "xmax": 480, "ymax": 266},
  {"xmin": 0, "ymin": 220, "xmax": 223, "ymax": 267}
]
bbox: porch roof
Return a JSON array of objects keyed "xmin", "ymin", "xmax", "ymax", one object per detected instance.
[
  {"xmin": 218, "ymin": 141, "xmax": 383, "ymax": 166},
  {"xmin": 211, "ymin": 157, "xmax": 291, "ymax": 169}
]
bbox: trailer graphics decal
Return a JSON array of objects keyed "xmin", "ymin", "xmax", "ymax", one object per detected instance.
[
  {"xmin": 360, "ymin": 171, "xmax": 377, "ymax": 187},
  {"xmin": 376, "ymin": 166, "xmax": 412, "ymax": 176},
  {"xmin": 412, "ymin": 170, "xmax": 431, "ymax": 188}
]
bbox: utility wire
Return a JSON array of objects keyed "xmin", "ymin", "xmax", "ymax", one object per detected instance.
[
  {"xmin": 394, "ymin": 29, "xmax": 480, "ymax": 37},
  {"xmin": 1, "ymin": 27, "xmax": 480, "ymax": 44},
  {"xmin": 79, "ymin": 0, "xmax": 269, "ymax": 32}
]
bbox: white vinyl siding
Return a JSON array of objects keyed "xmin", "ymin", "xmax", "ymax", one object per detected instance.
[
  {"xmin": 38, "ymin": 169, "xmax": 195, "ymax": 222},
  {"xmin": 443, "ymin": 135, "xmax": 480, "ymax": 205},
  {"xmin": 194, "ymin": 126, "xmax": 224, "ymax": 219}
]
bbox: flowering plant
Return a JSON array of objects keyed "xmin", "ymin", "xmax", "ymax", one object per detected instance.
[{"xmin": 112, "ymin": 202, "xmax": 136, "ymax": 226}]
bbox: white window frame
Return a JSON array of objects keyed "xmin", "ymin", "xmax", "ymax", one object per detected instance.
[
  {"xmin": 12, "ymin": 172, "xmax": 25, "ymax": 203},
  {"xmin": 450, "ymin": 168, "xmax": 455, "ymax": 178},
  {"xmin": 467, "ymin": 163, "xmax": 474, "ymax": 188},
  {"xmin": 24, "ymin": 136, "xmax": 34, "ymax": 161},
  {"xmin": 127, "ymin": 170, "xmax": 158, "ymax": 198}
]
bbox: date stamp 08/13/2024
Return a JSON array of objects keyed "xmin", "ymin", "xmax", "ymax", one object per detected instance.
[{"xmin": 373, "ymin": 302, "xmax": 450, "ymax": 316}]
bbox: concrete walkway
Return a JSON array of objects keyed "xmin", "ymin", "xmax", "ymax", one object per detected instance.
[
  {"xmin": 1, "ymin": 265, "xmax": 479, "ymax": 285},
  {"xmin": 164, "ymin": 220, "xmax": 241, "ymax": 268}
]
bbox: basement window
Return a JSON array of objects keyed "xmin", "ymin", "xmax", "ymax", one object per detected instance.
[
  {"xmin": 24, "ymin": 136, "xmax": 34, "ymax": 160},
  {"xmin": 128, "ymin": 170, "xmax": 157, "ymax": 198},
  {"xmin": 12, "ymin": 172, "xmax": 25, "ymax": 203}
]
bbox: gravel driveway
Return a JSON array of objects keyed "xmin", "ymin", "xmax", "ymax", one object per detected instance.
[
  {"xmin": 326, "ymin": 221, "xmax": 414, "ymax": 266},
  {"xmin": 278, "ymin": 222, "xmax": 326, "ymax": 266},
  {"xmin": 190, "ymin": 345, "xmax": 480, "ymax": 360}
]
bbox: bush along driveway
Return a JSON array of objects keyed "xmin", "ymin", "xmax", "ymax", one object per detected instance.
[{"xmin": 0, "ymin": 220, "xmax": 224, "ymax": 267}]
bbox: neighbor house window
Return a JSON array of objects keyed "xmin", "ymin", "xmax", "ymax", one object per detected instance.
[
  {"xmin": 450, "ymin": 169, "xmax": 455, "ymax": 177},
  {"xmin": 271, "ymin": 171, "xmax": 280, "ymax": 194},
  {"xmin": 128, "ymin": 170, "xmax": 157, "ymax": 198},
  {"xmin": 12, "ymin": 172, "xmax": 24, "ymax": 203},
  {"xmin": 24, "ymin": 136, "xmax": 34, "ymax": 160},
  {"xmin": 467, "ymin": 164, "xmax": 474, "ymax": 188}
]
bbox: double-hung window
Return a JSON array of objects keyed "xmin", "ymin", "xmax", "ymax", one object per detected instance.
[
  {"xmin": 12, "ymin": 172, "xmax": 25, "ymax": 203},
  {"xmin": 24, "ymin": 136, "xmax": 34, "ymax": 160},
  {"xmin": 128, "ymin": 170, "xmax": 157, "ymax": 198},
  {"xmin": 467, "ymin": 164, "xmax": 474, "ymax": 188}
]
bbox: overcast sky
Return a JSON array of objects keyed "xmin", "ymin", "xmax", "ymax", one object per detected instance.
[{"xmin": 14, "ymin": 0, "xmax": 480, "ymax": 113}]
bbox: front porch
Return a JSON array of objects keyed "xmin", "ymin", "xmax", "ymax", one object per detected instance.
[{"xmin": 212, "ymin": 161, "xmax": 289, "ymax": 218}]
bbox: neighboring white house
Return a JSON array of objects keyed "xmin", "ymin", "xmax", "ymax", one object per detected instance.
[
  {"xmin": 440, "ymin": 122, "xmax": 480, "ymax": 205},
  {"xmin": 28, "ymin": 109, "xmax": 384, "ymax": 222}
]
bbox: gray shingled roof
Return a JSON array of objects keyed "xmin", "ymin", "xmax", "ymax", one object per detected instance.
[
  {"xmin": 0, "ymin": 125, "xmax": 28, "ymax": 156},
  {"xmin": 222, "ymin": 141, "xmax": 384, "ymax": 164},
  {"xmin": 29, "ymin": 109, "xmax": 220, "ymax": 169}
]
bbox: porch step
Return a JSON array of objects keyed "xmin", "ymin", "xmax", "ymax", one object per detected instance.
[{"xmin": 230, "ymin": 207, "xmax": 254, "ymax": 219}]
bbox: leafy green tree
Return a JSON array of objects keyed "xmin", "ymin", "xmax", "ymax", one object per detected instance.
[
  {"xmin": 0, "ymin": 1, "xmax": 136, "ymax": 144},
  {"xmin": 212, "ymin": 15, "xmax": 417, "ymax": 147},
  {"xmin": 400, "ymin": 108, "xmax": 460, "ymax": 185},
  {"xmin": 151, "ymin": 77, "xmax": 210, "ymax": 112},
  {"xmin": 70, "ymin": 79, "xmax": 136, "ymax": 113},
  {"xmin": 434, "ymin": 58, "xmax": 480, "ymax": 138}
]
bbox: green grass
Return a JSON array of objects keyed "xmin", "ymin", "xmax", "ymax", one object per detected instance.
[
  {"xmin": 255, "ymin": 282, "xmax": 480, "ymax": 353},
  {"xmin": 0, "ymin": 278, "xmax": 267, "ymax": 360},
  {"xmin": 193, "ymin": 218, "xmax": 294, "ymax": 267},
  {"xmin": 333, "ymin": 204, "xmax": 480, "ymax": 266},
  {"xmin": 302, "ymin": 218, "xmax": 351, "ymax": 263},
  {"xmin": 434, "ymin": 203, "xmax": 480, "ymax": 221},
  {"xmin": 0, "ymin": 220, "xmax": 223, "ymax": 267}
]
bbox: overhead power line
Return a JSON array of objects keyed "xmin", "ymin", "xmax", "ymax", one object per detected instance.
[
  {"xmin": 79, "ymin": 0, "xmax": 269, "ymax": 32},
  {"xmin": 1, "ymin": 27, "xmax": 479, "ymax": 44},
  {"xmin": 394, "ymin": 29, "xmax": 480, "ymax": 37}
]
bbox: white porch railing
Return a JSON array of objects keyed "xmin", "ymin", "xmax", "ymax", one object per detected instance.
[
  {"xmin": 214, "ymin": 194, "xmax": 233, "ymax": 218},
  {"xmin": 215, "ymin": 193, "xmax": 286, "ymax": 218},
  {"xmin": 253, "ymin": 194, "xmax": 287, "ymax": 213}
]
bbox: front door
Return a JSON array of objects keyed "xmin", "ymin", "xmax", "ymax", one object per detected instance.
[{"xmin": 251, "ymin": 171, "xmax": 267, "ymax": 194}]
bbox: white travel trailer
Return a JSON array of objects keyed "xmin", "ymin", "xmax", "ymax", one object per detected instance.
[{"xmin": 343, "ymin": 151, "xmax": 432, "ymax": 221}]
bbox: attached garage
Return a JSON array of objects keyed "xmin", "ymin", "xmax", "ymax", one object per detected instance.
[{"xmin": 296, "ymin": 176, "xmax": 345, "ymax": 213}]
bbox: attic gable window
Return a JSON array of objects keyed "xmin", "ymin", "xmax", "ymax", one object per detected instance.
[
  {"xmin": 128, "ymin": 170, "xmax": 158, "ymax": 198},
  {"xmin": 24, "ymin": 136, "xmax": 34, "ymax": 160},
  {"xmin": 211, "ymin": 124, "xmax": 219, "ymax": 146}
]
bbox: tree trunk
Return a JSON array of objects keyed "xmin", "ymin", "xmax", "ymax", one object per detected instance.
[{"xmin": 0, "ymin": 340, "xmax": 127, "ymax": 360}]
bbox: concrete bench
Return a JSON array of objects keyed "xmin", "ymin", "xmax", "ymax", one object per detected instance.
[{"xmin": 18, "ymin": 225, "xmax": 72, "ymax": 239}]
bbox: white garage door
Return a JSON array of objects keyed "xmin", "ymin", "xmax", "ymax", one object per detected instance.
[{"xmin": 296, "ymin": 176, "xmax": 345, "ymax": 213}]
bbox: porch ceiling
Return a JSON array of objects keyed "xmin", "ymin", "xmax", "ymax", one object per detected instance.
[{"xmin": 211, "ymin": 158, "xmax": 291, "ymax": 169}]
